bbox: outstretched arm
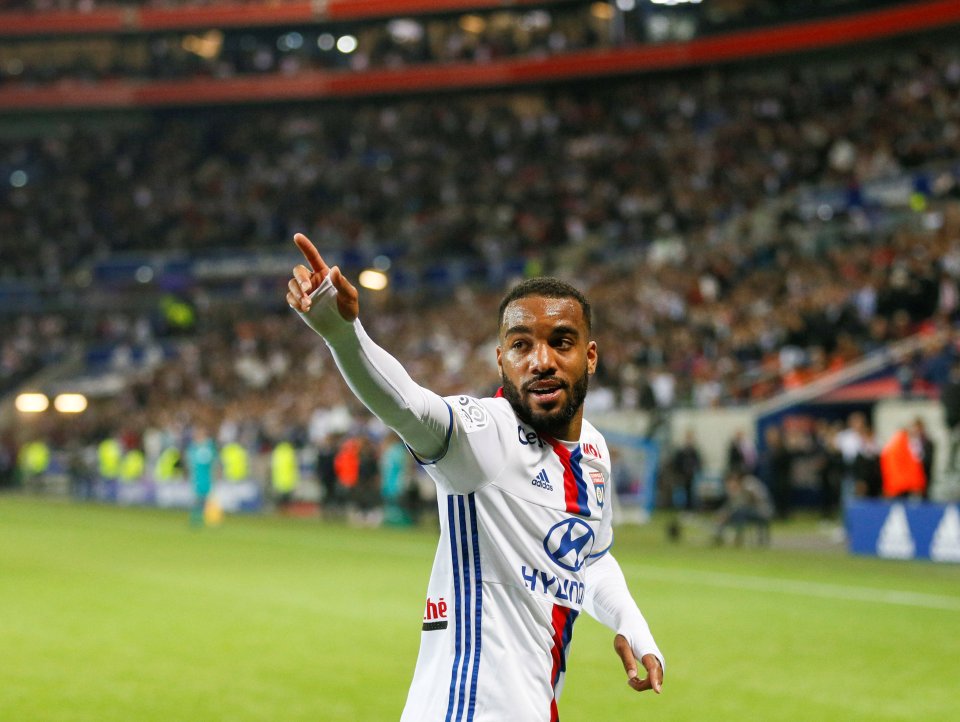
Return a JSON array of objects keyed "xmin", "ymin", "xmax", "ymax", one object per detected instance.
[
  {"xmin": 583, "ymin": 552, "xmax": 664, "ymax": 695},
  {"xmin": 286, "ymin": 233, "xmax": 451, "ymax": 461}
]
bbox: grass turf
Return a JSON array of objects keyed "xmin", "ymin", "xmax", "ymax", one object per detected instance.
[{"xmin": 1, "ymin": 497, "xmax": 958, "ymax": 721}]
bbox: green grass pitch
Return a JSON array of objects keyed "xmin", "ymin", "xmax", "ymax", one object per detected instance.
[{"xmin": 2, "ymin": 496, "xmax": 958, "ymax": 721}]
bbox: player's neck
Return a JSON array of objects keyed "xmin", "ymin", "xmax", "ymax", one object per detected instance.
[{"xmin": 541, "ymin": 416, "xmax": 583, "ymax": 443}]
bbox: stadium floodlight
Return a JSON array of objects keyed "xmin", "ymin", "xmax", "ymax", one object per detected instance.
[
  {"xmin": 336, "ymin": 35, "xmax": 358, "ymax": 54},
  {"xmin": 181, "ymin": 30, "xmax": 224, "ymax": 59},
  {"xmin": 135, "ymin": 265, "xmax": 154, "ymax": 283},
  {"xmin": 278, "ymin": 32, "xmax": 304, "ymax": 52},
  {"xmin": 15, "ymin": 393, "xmax": 49, "ymax": 413},
  {"xmin": 387, "ymin": 19, "xmax": 424, "ymax": 44},
  {"xmin": 358, "ymin": 269, "xmax": 389, "ymax": 291},
  {"xmin": 54, "ymin": 393, "xmax": 88, "ymax": 414},
  {"xmin": 591, "ymin": 2, "xmax": 615, "ymax": 20},
  {"xmin": 459, "ymin": 15, "xmax": 486, "ymax": 34}
]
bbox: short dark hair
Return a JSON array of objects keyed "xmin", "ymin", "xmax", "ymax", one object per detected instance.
[{"xmin": 498, "ymin": 277, "xmax": 592, "ymax": 332}]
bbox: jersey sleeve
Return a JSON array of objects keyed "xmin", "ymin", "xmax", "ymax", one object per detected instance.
[
  {"xmin": 589, "ymin": 502, "xmax": 614, "ymax": 561},
  {"xmin": 583, "ymin": 552, "xmax": 665, "ymax": 673},
  {"xmin": 416, "ymin": 395, "xmax": 512, "ymax": 496},
  {"xmin": 588, "ymin": 434, "xmax": 614, "ymax": 562},
  {"xmin": 582, "ymin": 433, "xmax": 663, "ymax": 671},
  {"xmin": 297, "ymin": 277, "xmax": 452, "ymax": 461}
]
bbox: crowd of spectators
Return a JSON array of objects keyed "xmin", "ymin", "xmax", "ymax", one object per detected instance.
[
  {"xmin": 4, "ymin": 38, "xmax": 960, "ymax": 280},
  {"xmin": 4, "ymin": 38, "xmax": 960, "ymax": 433},
  {"xmin": 0, "ymin": 0, "xmax": 912, "ymax": 31},
  {"xmin": 0, "ymin": 1, "xmax": 930, "ymax": 89},
  {"xmin": 6, "ymin": 213, "xmax": 960, "ymax": 458},
  {"xmin": 2, "ymin": 35, "xmax": 960, "ymax": 487},
  {"xmin": 0, "ymin": 314, "xmax": 70, "ymax": 396},
  {"xmin": 0, "ymin": 5, "xmax": 615, "ymax": 86}
]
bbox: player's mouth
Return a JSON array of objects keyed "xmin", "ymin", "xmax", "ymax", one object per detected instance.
[{"xmin": 525, "ymin": 379, "xmax": 566, "ymax": 405}]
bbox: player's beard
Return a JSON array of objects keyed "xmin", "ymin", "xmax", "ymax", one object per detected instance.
[{"xmin": 501, "ymin": 366, "xmax": 589, "ymax": 439}]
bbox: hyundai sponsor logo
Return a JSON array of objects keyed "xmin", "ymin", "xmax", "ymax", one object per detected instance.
[{"xmin": 543, "ymin": 518, "xmax": 595, "ymax": 572}]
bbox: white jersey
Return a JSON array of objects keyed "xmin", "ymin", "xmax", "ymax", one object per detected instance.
[{"xmin": 400, "ymin": 394, "xmax": 613, "ymax": 722}]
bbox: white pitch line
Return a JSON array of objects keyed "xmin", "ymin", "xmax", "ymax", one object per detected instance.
[{"xmin": 625, "ymin": 564, "xmax": 960, "ymax": 612}]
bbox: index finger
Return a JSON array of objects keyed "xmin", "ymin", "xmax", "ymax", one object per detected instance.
[{"xmin": 294, "ymin": 233, "xmax": 328, "ymax": 274}]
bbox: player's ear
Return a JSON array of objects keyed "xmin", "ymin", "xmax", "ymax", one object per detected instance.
[
  {"xmin": 495, "ymin": 346, "xmax": 504, "ymax": 379},
  {"xmin": 587, "ymin": 341, "xmax": 598, "ymax": 375}
]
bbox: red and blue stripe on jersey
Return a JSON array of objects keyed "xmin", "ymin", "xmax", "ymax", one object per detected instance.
[
  {"xmin": 547, "ymin": 603, "xmax": 579, "ymax": 722},
  {"xmin": 492, "ymin": 387, "xmax": 592, "ymax": 517},
  {"xmin": 546, "ymin": 438, "xmax": 591, "ymax": 517}
]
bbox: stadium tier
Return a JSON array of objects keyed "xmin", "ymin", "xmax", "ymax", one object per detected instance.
[{"xmin": 2, "ymin": 1, "xmax": 959, "ymax": 510}]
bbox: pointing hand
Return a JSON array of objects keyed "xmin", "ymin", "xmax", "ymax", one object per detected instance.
[{"xmin": 286, "ymin": 233, "xmax": 359, "ymax": 322}]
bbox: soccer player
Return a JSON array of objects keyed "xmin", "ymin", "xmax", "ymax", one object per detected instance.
[
  {"xmin": 186, "ymin": 425, "xmax": 217, "ymax": 527},
  {"xmin": 286, "ymin": 233, "xmax": 664, "ymax": 721}
]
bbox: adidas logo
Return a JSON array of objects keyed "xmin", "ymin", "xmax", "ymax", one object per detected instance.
[
  {"xmin": 931, "ymin": 505, "xmax": 960, "ymax": 562},
  {"xmin": 531, "ymin": 469, "xmax": 553, "ymax": 491},
  {"xmin": 877, "ymin": 503, "xmax": 915, "ymax": 559}
]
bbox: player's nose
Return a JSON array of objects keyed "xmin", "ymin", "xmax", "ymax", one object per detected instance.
[{"xmin": 529, "ymin": 342, "xmax": 556, "ymax": 373}]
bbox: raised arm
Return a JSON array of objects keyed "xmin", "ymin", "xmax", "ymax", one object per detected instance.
[
  {"xmin": 583, "ymin": 552, "xmax": 664, "ymax": 695},
  {"xmin": 286, "ymin": 233, "xmax": 451, "ymax": 462}
]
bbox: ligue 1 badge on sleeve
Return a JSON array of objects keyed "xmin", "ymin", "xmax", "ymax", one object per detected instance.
[{"xmin": 589, "ymin": 471, "xmax": 605, "ymax": 507}]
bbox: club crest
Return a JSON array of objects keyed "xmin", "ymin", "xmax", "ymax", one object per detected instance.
[{"xmin": 590, "ymin": 470, "xmax": 605, "ymax": 507}]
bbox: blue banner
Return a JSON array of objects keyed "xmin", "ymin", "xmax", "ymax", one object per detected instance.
[
  {"xmin": 845, "ymin": 499, "xmax": 960, "ymax": 563},
  {"xmin": 94, "ymin": 479, "xmax": 263, "ymax": 513}
]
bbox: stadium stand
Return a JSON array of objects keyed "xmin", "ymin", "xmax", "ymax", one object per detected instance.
[{"xmin": 1, "ymin": 0, "xmax": 959, "ymax": 508}]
